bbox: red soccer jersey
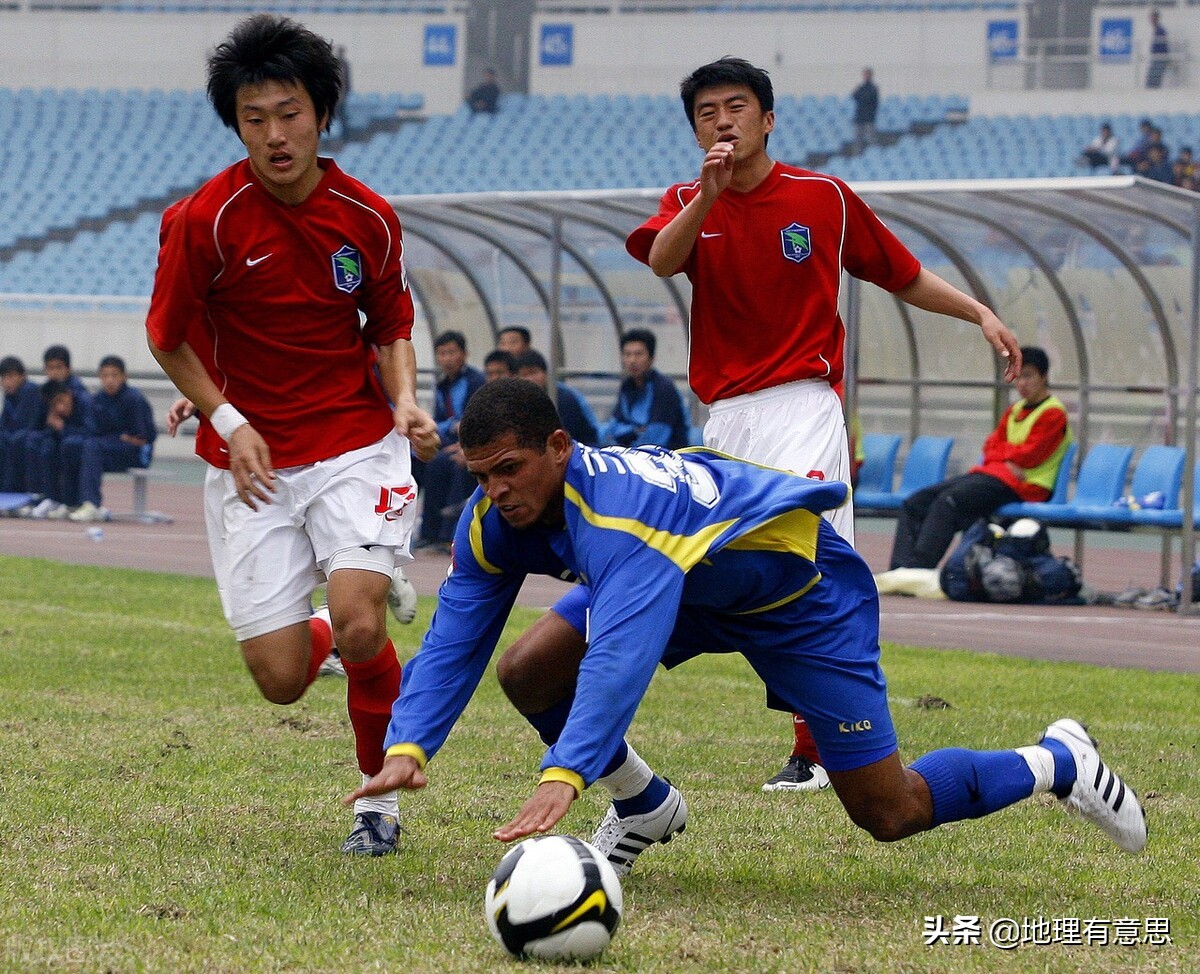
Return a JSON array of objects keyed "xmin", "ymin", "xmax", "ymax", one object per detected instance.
[
  {"xmin": 972, "ymin": 399, "xmax": 1069, "ymax": 502},
  {"xmin": 626, "ymin": 162, "xmax": 921, "ymax": 404},
  {"xmin": 146, "ymin": 158, "xmax": 413, "ymax": 469}
]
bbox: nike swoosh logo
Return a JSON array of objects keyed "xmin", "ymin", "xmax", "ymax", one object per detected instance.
[
  {"xmin": 246, "ymin": 254, "xmax": 273, "ymax": 267},
  {"xmin": 700, "ymin": 232, "xmax": 722, "ymax": 238}
]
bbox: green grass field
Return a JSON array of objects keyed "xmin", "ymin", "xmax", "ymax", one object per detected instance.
[{"xmin": 0, "ymin": 555, "xmax": 1195, "ymax": 973}]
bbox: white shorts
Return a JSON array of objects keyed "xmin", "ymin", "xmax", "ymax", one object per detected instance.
[
  {"xmin": 204, "ymin": 430, "xmax": 418, "ymax": 641},
  {"xmin": 704, "ymin": 379, "xmax": 854, "ymax": 544}
]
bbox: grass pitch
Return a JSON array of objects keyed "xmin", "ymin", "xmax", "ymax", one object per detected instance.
[{"xmin": 0, "ymin": 555, "xmax": 1195, "ymax": 973}]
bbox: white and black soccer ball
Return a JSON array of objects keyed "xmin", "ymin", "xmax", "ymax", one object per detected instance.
[{"xmin": 485, "ymin": 835, "xmax": 623, "ymax": 961}]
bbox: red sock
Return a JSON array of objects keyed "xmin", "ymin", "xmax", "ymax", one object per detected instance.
[
  {"xmin": 305, "ymin": 614, "xmax": 334, "ymax": 687},
  {"xmin": 792, "ymin": 714, "xmax": 822, "ymax": 765},
  {"xmin": 341, "ymin": 639, "xmax": 402, "ymax": 777}
]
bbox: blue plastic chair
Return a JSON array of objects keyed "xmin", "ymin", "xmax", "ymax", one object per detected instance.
[
  {"xmin": 1075, "ymin": 445, "xmax": 1187, "ymax": 528},
  {"xmin": 1001, "ymin": 443, "xmax": 1133, "ymax": 527},
  {"xmin": 855, "ymin": 435, "xmax": 954, "ymax": 513},
  {"xmin": 995, "ymin": 440, "xmax": 1077, "ymax": 519},
  {"xmin": 855, "ymin": 433, "xmax": 902, "ymax": 494}
]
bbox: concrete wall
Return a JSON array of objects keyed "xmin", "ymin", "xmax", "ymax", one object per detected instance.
[{"xmin": 0, "ymin": 11, "xmax": 467, "ymax": 114}]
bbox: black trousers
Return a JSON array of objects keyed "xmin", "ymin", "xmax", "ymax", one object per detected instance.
[{"xmin": 889, "ymin": 473, "xmax": 1020, "ymax": 570}]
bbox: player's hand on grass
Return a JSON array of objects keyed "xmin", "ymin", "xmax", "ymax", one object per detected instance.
[
  {"xmin": 982, "ymin": 312, "xmax": 1022, "ymax": 383},
  {"xmin": 227, "ymin": 424, "xmax": 275, "ymax": 508},
  {"xmin": 165, "ymin": 397, "xmax": 195, "ymax": 436},
  {"xmin": 343, "ymin": 755, "xmax": 427, "ymax": 805},
  {"xmin": 493, "ymin": 781, "xmax": 577, "ymax": 843},
  {"xmin": 393, "ymin": 400, "xmax": 440, "ymax": 462}
]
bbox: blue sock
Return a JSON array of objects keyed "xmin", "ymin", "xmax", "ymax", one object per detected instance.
[
  {"xmin": 1040, "ymin": 738, "xmax": 1078, "ymax": 798},
  {"xmin": 910, "ymin": 748, "xmax": 1036, "ymax": 826},
  {"xmin": 612, "ymin": 774, "xmax": 670, "ymax": 817},
  {"xmin": 524, "ymin": 699, "xmax": 571, "ymax": 746}
]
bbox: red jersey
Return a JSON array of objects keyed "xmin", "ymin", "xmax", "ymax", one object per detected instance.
[
  {"xmin": 146, "ymin": 158, "xmax": 413, "ymax": 469},
  {"xmin": 626, "ymin": 162, "xmax": 920, "ymax": 404},
  {"xmin": 972, "ymin": 399, "xmax": 1069, "ymax": 502}
]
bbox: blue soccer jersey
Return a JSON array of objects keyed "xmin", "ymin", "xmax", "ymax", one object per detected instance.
[{"xmin": 384, "ymin": 444, "xmax": 892, "ymax": 786}]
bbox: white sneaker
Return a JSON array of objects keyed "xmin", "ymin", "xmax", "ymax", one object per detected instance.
[
  {"xmin": 30, "ymin": 497, "xmax": 57, "ymax": 519},
  {"xmin": 761, "ymin": 754, "xmax": 831, "ymax": 792},
  {"xmin": 68, "ymin": 501, "xmax": 109, "ymax": 523},
  {"xmin": 387, "ymin": 568, "xmax": 418, "ymax": 625},
  {"xmin": 318, "ymin": 653, "xmax": 346, "ymax": 678},
  {"xmin": 1040, "ymin": 718, "xmax": 1146, "ymax": 854},
  {"xmin": 590, "ymin": 783, "xmax": 687, "ymax": 877},
  {"xmin": 46, "ymin": 502, "xmax": 70, "ymax": 520}
]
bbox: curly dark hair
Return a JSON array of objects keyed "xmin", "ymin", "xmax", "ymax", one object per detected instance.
[
  {"xmin": 459, "ymin": 378, "xmax": 564, "ymax": 452},
  {"xmin": 207, "ymin": 14, "xmax": 341, "ymax": 133}
]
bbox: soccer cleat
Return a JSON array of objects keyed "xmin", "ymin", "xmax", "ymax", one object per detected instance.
[
  {"xmin": 590, "ymin": 783, "xmax": 687, "ymax": 877},
  {"xmin": 761, "ymin": 754, "xmax": 831, "ymax": 792},
  {"xmin": 1040, "ymin": 718, "xmax": 1146, "ymax": 854},
  {"xmin": 1134, "ymin": 587, "xmax": 1178, "ymax": 611},
  {"xmin": 317, "ymin": 651, "xmax": 346, "ymax": 678},
  {"xmin": 68, "ymin": 501, "xmax": 109, "ymax": 523},
  {"xmin": 340, "ymin": 811, "xmax": 400, "ymax": 856},
  {"xmin": 387, "ymin": 567, "xmax": 419, "ymax": 625}
]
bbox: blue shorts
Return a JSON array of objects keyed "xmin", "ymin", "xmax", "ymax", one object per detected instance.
[{"xmin": 549, "ymin": 524, "xmax": 897, "ymax": 773}]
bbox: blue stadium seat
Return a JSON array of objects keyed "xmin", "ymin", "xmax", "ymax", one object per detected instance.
[
  {"xmin": 855, "ymin": 435, "xmax": 954, "ymax": 512},
  {"xmin": 855, "ymin": 433, "xmax": 902, "ymax": 494},
  {"xmin": 995, "ymin": 443, "xmax": 1133, "ymax": 526}
]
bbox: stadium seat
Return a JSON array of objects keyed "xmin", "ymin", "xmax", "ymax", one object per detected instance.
[
  {"xmin": 993, "ymin": 440, "xmax": 1077, "ymax": 520},
  {"xmin": 1063, "ymin": 444, "xmax": 1186, "ymax": 529},
  {"xmin": 854, "ymin": 434, "xmax": 954, "ymax": 513},
  {"xmin": 995, "ymin": 442, "xmax": 1133, "ymax": 527},
  {"xmin": 855, "ymin": 433, "xmax": 903, "ymax": 494}
]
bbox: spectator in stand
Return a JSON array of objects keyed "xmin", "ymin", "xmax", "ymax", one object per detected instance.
[
  {"xmin": 1147, "ymin": 9, "xmax": 1170, "ymax": 89},
  {"xmin": 876, "ymin": 347, "xmax": 1071, "ymax": 578},
  {"xmin": 484, "ymin": 349, "xmax": 517, "ymax": 382},
  {"xmin": 850, "ymin": 67, "xmax": 879, "ymax": 154},
  {"xmin": 413, "ymin": 330, "xmax": 485, "ymax": 551},
  {"xmin": 41, "ymin": 345, "xmax": 91, "ymax": 412},
  {"xmin": 1078, "ymin": 122, "xmax": 1119, "ymax": 173},
  {"xmin": 1172, "ymin": 146, "xmax": 1195, "ymax": 190},
  {"xmin": 1, "ymin": 356, "xmax": 43, "ymax": 495},
  {"xmin": 25, "ymin": 379, "xmax": 93, "ymax": 519},
  {"xmin": 467, "ymin": 68, "xmax": 500, "ymax": 114},
  {"xmin": 68, "ymin": 355, "xmax": 157, "ymax": 523},
  {"xmin": 515, "ymin": 349, "xmax": 599, "ymax": 446},
  {"xmin": 496, "ymin": 326, "xmax": 532, "ymax": 358},
  {"xmin": 1139, "ymin": 143, "xmax": 1175, "ymax": 184},
  {"xmin": 598, "ymin": 329, "xmax": 689, "ymax": 451},
  {"xmin": 1119, "ymin": 118, "xmax": 1155, "ymax": 172}
]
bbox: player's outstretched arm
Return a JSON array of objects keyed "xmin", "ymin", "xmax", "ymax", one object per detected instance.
[
  {"xmin": 894, "ymin": 267, "xmax": 1022, "ymax": 382},
  {"xmin": 343, "ymin": 754, "xmax": 427, "ymax": 805},
  {"xmin": 493, "ymin": 781, "xmax": 578, "ymax": 843}
]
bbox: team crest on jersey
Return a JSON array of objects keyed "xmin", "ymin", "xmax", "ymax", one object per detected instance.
[
  {"xmin": 780, "ymin": 223, "xmax": 812, "ymax": 264},
  {"xmin": 331, "ymin": 244, "xmax": 363, "ymax": 293}
]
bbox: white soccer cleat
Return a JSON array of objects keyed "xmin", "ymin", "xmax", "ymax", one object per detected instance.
[
  {"xmin": 761, "ymin": 754, "xmax": 831, "ymax": 792},
  {"xmin": 1040, "ymin": 718, "xmax": 1146, "ymax": 854},
  {"xmin": 590, "ymin": 784, "xmax": 688, "ymax": 877},
  {"xmin": 387, "ymin": 567, "xmax": 418, "ymax": 625}
]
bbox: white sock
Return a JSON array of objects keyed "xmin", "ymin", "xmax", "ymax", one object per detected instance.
[
  {"xmin": 353, "ymin": 772, "xmax": 399, "ymax": 817},
  {"xmin": 1016, "ymin": 745, "xmax": 1056, "ymax": 794},
  {"xmin": 595, "ymin": 741, "xmax": 654, "ymax": 800}
]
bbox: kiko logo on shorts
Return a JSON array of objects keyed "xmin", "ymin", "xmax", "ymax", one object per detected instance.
[
  {"xmin": 331, "ymin": 244, "xmax": 363, "ymax": 293},
  {"xmin": 375, "ymin": 485, "xmax": 417, "ymax": 521},
  {"xmin": 780, "ymin": 222, "xmax": 812, "ymax": 264}
]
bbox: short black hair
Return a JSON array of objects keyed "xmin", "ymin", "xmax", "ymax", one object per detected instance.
[
  {"xmin": 0, "ymin": 355, "xmax": 25, "ymax": 377},
  {"xmin": 460, "ymin": 378, "xmax": 564, "ymax": 452},
  {"xmin": 497, "ymin": 326, "xmax": 531, "ymax": 345},
  {"xmin": 43, "ymin": 345, "xmax": 70, "ymax": 368},
  {"xmin": 621, "ymin": 328, "xmax": 656, "ymax": 359},
  {"xmin": 434, "ymin": 330, "xmax": 467, "ymax": 352},
  {"xmin": 207, "ymin": 14, "xmax": 342, "ymax": 133},
  {"xmin": 40, "ymin": 379, "xmax": 71, "ymax": 404},
  {"xmin": 483, "ymin": 349, "xmax": 516, "ymax": 373},
  {"xmin": 99, "ymin": 355, "xmax": 126, "ymax": 373},
  {"xmin": 1021, "ymin": 346, "xmax": 1050, "ymax": 377},
  {"xmin": 680, "ymin": 57, "xmax": 774, "ymax": 133},
  {"xmin": 514, "ymin": 349, "xmax": 548, "ymax": 373}
]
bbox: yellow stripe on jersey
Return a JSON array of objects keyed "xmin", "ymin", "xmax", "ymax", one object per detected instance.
[
  {"xmin": 468, "ymin": 495, "xmax": 504, "ymax": 574},
  {"xmin": 733, "ymin": 574, "xmax": 822, "ymax": 615},
  {"xmin": 564, "ymin": 482, "xmax": 737, "ymax": 572},
  {"xmin": 723, "ymin": 506, "xmax": 822, "ymax": 562}
]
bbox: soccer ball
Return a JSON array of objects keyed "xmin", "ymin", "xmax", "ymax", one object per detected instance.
[{"xmin": 485, "ymin": 835, "xmax": 623, "ymax": 961}]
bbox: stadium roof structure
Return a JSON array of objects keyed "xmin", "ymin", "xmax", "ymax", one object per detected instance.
[{"xmin": 390, "ymin": 175, "xmax": 1199, "ymax": 609}]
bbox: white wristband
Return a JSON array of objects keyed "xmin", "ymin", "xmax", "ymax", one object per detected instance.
[{"xmin": 210, "ymin": 403, "xmax": 249, "ymax": 442}]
